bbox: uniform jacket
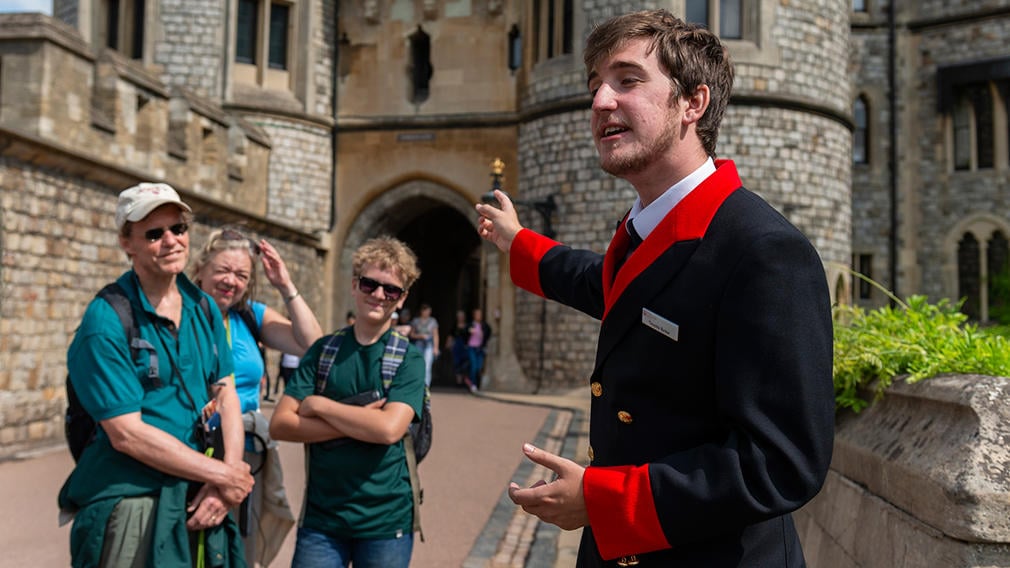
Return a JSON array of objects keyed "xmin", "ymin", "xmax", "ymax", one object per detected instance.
[{"xmin": 509, "ymin": 160, "xmax": 835, "ymax": 567}]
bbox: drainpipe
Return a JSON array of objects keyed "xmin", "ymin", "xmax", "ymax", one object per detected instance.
[
  {"xmin": 329, "ymin": 4, "xmax": 341, "ymax": 233},
  {"xmin": 887, "ymin": 0, "xmax": 898, "ymax": 305}
]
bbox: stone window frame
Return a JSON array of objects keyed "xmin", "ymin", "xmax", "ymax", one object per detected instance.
[
  {"xmin": 852, "ymin": 252, "xmax": 873, "ymax": 300},
  {"xmin": 530, "ymin": 0, "xmax": 575, "ymax": 65},
  {"xmin": 853, "ymin": 94, "xmax": 870, "ymax": 165},
  {"xmin": 943, "ymin": 214, "xmax": 1010, "ymax": 323},
  {"xmin": 684, "ymin": 0, "xmax": 744, "ymax": 39},
  {"xmin": 232, "ymin": 0, "xmax": 299, "ymax": 94},
  {"xmin": 93, "ymin": 0, "xmax": 145, "ymax": 60},
  {"xmin": 671, "ymin": 0, "xmax": 780, "ymax": 68},
  {"xmin": 938, "ymin": 56, "xmax": 1010, "ymax": 174}
]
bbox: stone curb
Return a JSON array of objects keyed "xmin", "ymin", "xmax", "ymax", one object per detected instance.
[{"xmin": 462, "ymin": 389, "xmax": 589, "ymax": 568}]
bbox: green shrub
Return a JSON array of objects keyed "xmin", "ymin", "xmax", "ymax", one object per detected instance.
[{"xmin": 833, "ymin": 293, "xmax": 1010, "ymax": 413}]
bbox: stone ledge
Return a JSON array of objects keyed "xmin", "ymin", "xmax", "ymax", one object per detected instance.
[{"xmin": 832, "ymin": 373, "xmax": 1010, "ymax": 542}]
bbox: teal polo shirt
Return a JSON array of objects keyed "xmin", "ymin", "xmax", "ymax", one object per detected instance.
[
  {"xmin": 285, "ymin": 329, "xmax": 424, "ymax": 539},
  {"xmin": 59, "ymin": 270, "xmax": 234, "ymax": 510}
]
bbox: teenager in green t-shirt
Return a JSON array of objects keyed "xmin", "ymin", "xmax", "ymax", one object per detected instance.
[{"xmin": 270, "ymin": 236, "xmax": 425, "ymax": 568}]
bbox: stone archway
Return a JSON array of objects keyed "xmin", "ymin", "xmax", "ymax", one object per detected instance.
[{"xmin": 340, "ymin": 179, "xmax": 488, "ymax": 387}]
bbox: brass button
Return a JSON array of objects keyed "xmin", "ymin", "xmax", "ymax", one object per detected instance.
[
  {"xmin": 617, "ymin": 410, "xmax": 633, "ymax": 424},
  {"xmin": 617, "ymin": 556, "xmax": 640, "ymax": 567},
  {"xmin": 587, "ymin": 445, "xmax": 594, "ymax": 462},
  {"xmin": 591, "ymin": 382, "xmax": 602, "ymax": 397}
]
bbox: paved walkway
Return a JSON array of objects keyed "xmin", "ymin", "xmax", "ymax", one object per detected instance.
[{"xmin": 0, "ymin": 386, "xmax": 589, "ymax": 567}]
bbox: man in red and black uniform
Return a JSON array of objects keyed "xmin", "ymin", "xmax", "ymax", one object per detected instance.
[{"xmin": 476, "ymin": 9, "xmax": 834, "ymax": 568}]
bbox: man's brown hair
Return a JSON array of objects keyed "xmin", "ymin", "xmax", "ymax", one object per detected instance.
[{"xmin": 584, "ymin": 9, "xmax": 734, "ymax": 157}]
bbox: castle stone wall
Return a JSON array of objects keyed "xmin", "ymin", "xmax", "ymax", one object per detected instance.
[{"xmin": 155, "ymin": 0, "xmax": 226, "ymax": 100}]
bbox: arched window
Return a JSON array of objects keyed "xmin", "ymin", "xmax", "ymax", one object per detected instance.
[{"xmin": 853, "ymin": 95, "xmax": 869, "ymax": 164}]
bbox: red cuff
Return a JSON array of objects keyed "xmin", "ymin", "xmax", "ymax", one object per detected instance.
[
  {"xmin": 583, "ymin": 465, "xmax": 670, "ymax": 560},
  {"xmin": 508, "ymin": 228, "xmax": 559, "ymax": 298}
]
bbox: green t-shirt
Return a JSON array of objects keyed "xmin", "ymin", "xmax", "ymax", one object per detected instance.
[
  {"xmin": 59, "ymin": 271, "xmax": 234, "ymax": 510},
  {"xmin": 286, "ymin": 328, "xmax": 425, "ymax": 539}
]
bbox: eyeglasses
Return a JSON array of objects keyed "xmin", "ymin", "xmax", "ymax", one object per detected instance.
[
  {"xmin": 144, "ymin": 222, "xmax": 189, "ymax": 242},
  {"xmin": 356, "ymin": 275, "xmax": 405, "ymax": 301}
]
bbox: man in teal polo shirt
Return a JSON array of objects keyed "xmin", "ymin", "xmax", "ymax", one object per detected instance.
[
  {"xmin": 59, "ymin": 182, "xmax": 253, "ymax": 567},
  {"xmin": 270, "ymin": 236, "xmax": 425, "ymax": 568}
]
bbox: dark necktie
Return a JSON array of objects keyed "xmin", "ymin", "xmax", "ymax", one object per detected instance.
[
  {"xmin": 627, "ymin": 218, "xmax": 644, "ymax": 254},
  {"xmin": 616, "ymin": 219, "xmax": 643, "ymax": 274}
]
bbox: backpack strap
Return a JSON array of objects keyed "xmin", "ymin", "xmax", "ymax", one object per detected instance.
[
  {"xmin": 315, "ymin": 327, "xmax": 350, "ymax": 395},
  {"xmin": 97, "ymin": 283, "xmax": 161, "ymax": 386},
  {"xmin": 236, "ymin": 304, "xmax": 265, "ymax": 364},
  {"xmin": 404, "ymin": 431, "xmax": 424, "ymax": 542},
  {"xmin": 381, "ymin": 330, "xmax": 410, "ymax": 391},
  {"xmin": 379, "ymin": 329, "xmax": 424, "ymax": 541}
]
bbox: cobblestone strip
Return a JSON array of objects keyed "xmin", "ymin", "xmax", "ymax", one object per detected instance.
[
  {"xmin": 490, "ymin": 410, "xmax": 572, "ymax": 567},
  {"xmin": 462, "ymin": 407, "xmax": 578, "ymax": 568}
]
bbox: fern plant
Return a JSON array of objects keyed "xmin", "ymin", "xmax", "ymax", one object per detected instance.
[{"xmin": 833, "ymin": 270, "xmax": 1010, "ymax": 412}]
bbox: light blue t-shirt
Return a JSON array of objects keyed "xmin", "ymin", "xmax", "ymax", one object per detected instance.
[{"xmin": 228, "ymin": 301, "xmax": 266, "ymax": 413}]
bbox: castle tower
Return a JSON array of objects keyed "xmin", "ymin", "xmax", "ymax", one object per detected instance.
[{"xmin": 510, "ymin": 0, "xmax": 852, "ymax": 391}]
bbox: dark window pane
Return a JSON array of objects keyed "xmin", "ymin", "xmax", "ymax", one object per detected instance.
[
  {"xmin": 953, "ymin": 95, "xmax": 971, "ymax": 170},
  {"xmin": 958, "ymin": 232, "xmax": 981, "ymax": 320},
  {"xmin": 131, "ymin": 0, "xmax": 145, "ymax": 59},
  {"xmin": 988, "ymin": 231, "xmax": 1010, "ymax": 323},
  {"xmin": 858, "ymin": 254, "xmax": 873, "ymax": 299},
  {"xmin": 720, "ymin": 0, "xmax": 742, "ymax": 39},
  {"xmin": 686, "ymin": 0, "xmax": 709, "ymax": 28},
  {"xmin": 269, "ymin": 3, "xmax": 289, "ymax": 70},
  {"xmin": 107, "ymin": 0, "xmax": 120, "ymax": 50},
  {"xmin": 236, "ymin": 0, "xmax": 258, "ymax": 64},
  {"xmin": 853, "ymin": 97, "xmax": 868, "ymax": 164},
  {"xmin": 969, "ymin": 84, "xmax": 994, "ymax": 169},
  {"xmin": 853, "ymin": 0, "xmax": 866, "ymax": 12},
  {"xmin": 562, "ymin": 0, "xmax": 573, "ymax": 55}
]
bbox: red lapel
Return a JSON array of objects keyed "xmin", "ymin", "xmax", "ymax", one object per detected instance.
[{"xmin": 602, "ymin": 160, "xmax": 742, "ymax": 319}]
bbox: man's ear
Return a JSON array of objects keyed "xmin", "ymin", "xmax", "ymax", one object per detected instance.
[
  {"xmin": 682, "ymin": 84, "xmax": 711, "ymax": 125},
  {"xmin": 397, "ymin": 292, "xmax": 408, "ymax": 310}
]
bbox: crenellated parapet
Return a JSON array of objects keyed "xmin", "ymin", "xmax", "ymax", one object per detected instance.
[{"xmin": 0, "ymin": 13, "xmax": 271, "ymax": 219}]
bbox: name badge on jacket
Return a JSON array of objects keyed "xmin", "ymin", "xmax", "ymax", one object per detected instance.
[{"xmin": 642, "ymin": 308, "xmax": 679, "ymax": 342}]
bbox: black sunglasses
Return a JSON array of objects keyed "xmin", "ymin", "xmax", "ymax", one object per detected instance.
[
  {"xmin": 144, "ymin": 222, "xmax": 189, "ymax": 242},
  {"xmin": 356, "ymin": 276, "xmax": 405, "ymax": 301}
]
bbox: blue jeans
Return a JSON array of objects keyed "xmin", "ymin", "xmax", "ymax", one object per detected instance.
[
  {"xmin": 467, "ymin": 346, "xmax": 485, "ymax": 385},
  {"xmin": 291, "ymin": 527, "xmax": 413, "ymax": 568}
]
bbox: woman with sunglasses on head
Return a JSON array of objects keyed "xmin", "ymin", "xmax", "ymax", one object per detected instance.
[
  {"xmin": 270, "ymin": 236, "xmax": 426, "ymax": 568},
  {"xmin": 191, "ymin": 226, "xmax": 323, "ymax": 567}
]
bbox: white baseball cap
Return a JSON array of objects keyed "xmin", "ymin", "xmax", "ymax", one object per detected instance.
[{"xmin": 115, "ymin": 182, "xmax": 192, "ymax": 230}]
